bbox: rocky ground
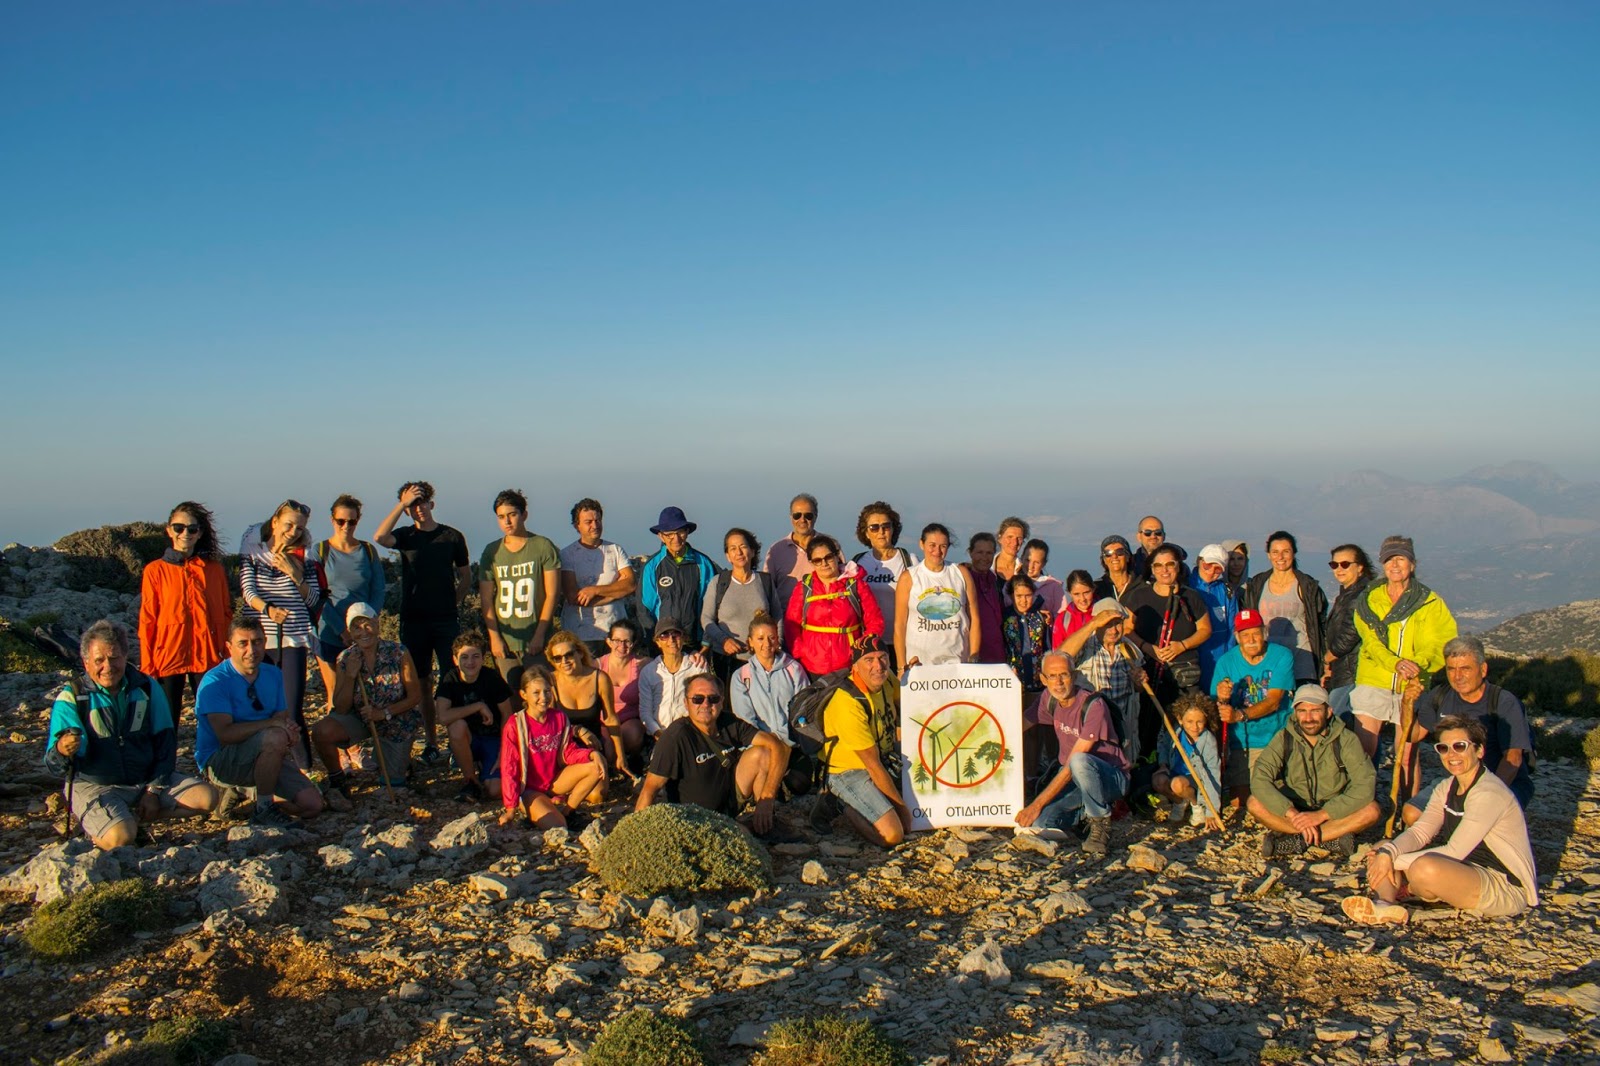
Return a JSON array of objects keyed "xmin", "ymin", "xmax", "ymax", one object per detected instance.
[{"xmin": 3, "ymin": 544, "xmax": 1600, "ymax": 1065}]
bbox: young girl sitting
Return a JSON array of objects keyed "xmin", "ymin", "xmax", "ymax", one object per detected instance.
[
  {"xmin": 1152, "ymin": 692, "xmax": 1225, "ymax": 829},
  {"xmin": 499, "ymin": 667, "xmax": 605, "ymax": 830}
]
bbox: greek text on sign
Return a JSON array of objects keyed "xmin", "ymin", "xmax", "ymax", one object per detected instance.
[{"xmin": 898, "ymin": 663, "xmax": 1023, "ymax": 830}]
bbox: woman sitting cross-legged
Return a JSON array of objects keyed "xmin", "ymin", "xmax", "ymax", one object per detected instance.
[
  {"xmin": 1342, "ymin": 714, "xmax": 1538, "ymax": 925},
  {"xmin": 499, "ymin": 667, "xmax": 605, "ymax": 830}
]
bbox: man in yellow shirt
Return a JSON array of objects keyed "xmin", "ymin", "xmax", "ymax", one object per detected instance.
[{"xmin": 817, "ymin": 636, "xmax": 909, "ymax": 847}]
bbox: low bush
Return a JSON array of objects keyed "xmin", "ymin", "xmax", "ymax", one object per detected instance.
[
  {"xmin": 0, "ymin": 629, "xmax": 60, "ymax": 673},
  {"xmin": 55, "ymin": 522, "xmax": 169, "ymax": 594},
  {"xmin": 596, "ymin": 804, "xmax": 772, "ymax": 898},
  {"xmin": 754, "ymin": 1014, "xmax": 910, "ymax": 1066},
  {"xmin": 1492, "ymin": 653, "xmax": 1600, "ymax": 718},
  {"xmin": 24, "ymin": 878, "xmax": 167, "ymax": 961},
  {"xmin": 89, "ymin": 1016, "xmax": 231, "ymax": 1066},
  {"xmin": 586, "ymin": 1009, "xmax": 705, "ymax": 1066}
]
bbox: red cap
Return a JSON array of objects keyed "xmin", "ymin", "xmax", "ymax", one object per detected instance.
[{"xmin": 1234, "ymin": 609, "xmax": 1264, "ymax": 634}]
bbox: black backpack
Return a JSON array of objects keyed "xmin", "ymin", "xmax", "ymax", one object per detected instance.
[{"xmin": 787, "ymin": 669, "xmax": 899, "ymax": 790}]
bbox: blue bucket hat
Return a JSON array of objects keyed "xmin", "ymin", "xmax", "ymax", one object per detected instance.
[{"xmin": 650, "ymin": 506, "xmax": 697, "ymax": 535}]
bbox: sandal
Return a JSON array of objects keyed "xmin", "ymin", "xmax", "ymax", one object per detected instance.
[{"xmin": 1341, "ymin": 895, "xmax": 1408, "ymax": 926}]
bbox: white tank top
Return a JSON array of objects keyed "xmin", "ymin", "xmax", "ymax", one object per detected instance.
[{"xmin": 905, "ymin": 561, "xmax": 970, "ymax": 665}]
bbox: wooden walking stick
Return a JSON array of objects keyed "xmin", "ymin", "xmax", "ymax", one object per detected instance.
[
  {"xmin": 1119, "ymin": 644, "xmax": 1227, "ymax": 834},
  {"xmin": 359, "ymin": 673, "xmax": 398, "ymax": 804},
  {"xmin": 1385, "ymin": 684, "xmax": 1418, "ymax": 837}
]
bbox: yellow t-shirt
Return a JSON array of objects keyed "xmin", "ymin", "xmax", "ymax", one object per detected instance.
[{"xmin": 823, "ymin": 679, "xmax": 895, "ymax": 775}]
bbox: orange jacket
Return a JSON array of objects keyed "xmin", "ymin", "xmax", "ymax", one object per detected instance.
[{"xmin": 138, "ymin": 554, "xmax": 232, "ymax": 678}]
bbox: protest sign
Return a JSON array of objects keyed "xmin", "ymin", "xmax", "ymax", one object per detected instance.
[{"xmin": 898, "ymin": 663, "xmax": 1023, "ymax": 830}]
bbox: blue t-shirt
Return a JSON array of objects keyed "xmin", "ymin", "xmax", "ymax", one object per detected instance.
[
  {"xmin": 194, "ymin": 659, "xmax": 288, "ymax": 770},
  {"xmin": 1210, "ymin": 642, "xmax": 1296, "ymax": 751}
]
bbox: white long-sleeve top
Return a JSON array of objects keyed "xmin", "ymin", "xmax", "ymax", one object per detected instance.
[{"xmin": 637, "ymin": 651, "xmax": 709, "ymax": 736}]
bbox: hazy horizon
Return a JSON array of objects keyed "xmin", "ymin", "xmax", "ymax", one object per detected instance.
[{"xmin": 4, "ymin": 5, "xmax": 1597, "ymax": 548}]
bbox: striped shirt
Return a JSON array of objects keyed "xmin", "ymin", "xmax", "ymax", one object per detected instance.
[{"xmin": 239, "ymin": 523, "xmax": 316, "ymax": 650}]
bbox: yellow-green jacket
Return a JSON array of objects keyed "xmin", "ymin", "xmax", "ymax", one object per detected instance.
[{"xmin": 1353, "ymin": 582, "xmax": 1457, "ymax": 692}]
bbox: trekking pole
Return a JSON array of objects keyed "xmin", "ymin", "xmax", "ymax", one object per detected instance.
[
  {"xmin": 1120, "ymin": 644, "xmax": 1226, "ymax": 834},
  {"xmin": 59, "ymin": 729, "xmax": 81, "ymax": 840},
  {"xmin": 1385, "ymin": 685, "xmax": 1417, "ymax": 837},
  {"xmin": 360, "ymin": 673, "xmax": 397, "ymax": 804}
]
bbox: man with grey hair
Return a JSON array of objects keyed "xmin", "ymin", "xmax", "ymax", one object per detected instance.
[
  {"xmin": 1059, "ymin": 599, "xmax": 1146, "ymax": 763},
  {"xmin": 763, "ymin": 493, "xmax": 821, "ymax": 605},
  {"xmin": 44, "ymin": 620, "xmax": 217, "ymax": 849},
  {"xmin": 1400, "ymin": 634, "xmax": 1533, "ymax": 821}
]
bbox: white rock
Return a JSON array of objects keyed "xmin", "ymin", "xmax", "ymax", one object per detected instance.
[
  {"xmin": 429, "ymin": 813, "xmax": 490, "ymax": 862},
  {"xmin": 197, "ymin": 858, "xmax": 287, "ymax": 924},
  {"xmin": 507, "ymin": 935, "xmax": 550, "ymax": 961},
  {"xmin": 957, "ymin": 939, "xmax": 1011, "ymax": 986},
  {"xmin": 672, "ymin": 904, "xmax": 702, "ymax": 942},
  {"xmin": 1, "ymin": 840, "xmax": 123, "ymax": 904},
  {"xmin": 621, "ymin": 951, "xmax": 666, "ymax": 975},
  {"xmin": 802, "ymin": 860, "xmax": 829, "ymax": 885}
]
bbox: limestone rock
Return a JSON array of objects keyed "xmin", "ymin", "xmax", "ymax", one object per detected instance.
[
  {"xmin": 429, "ymin": 813, "xmax": 490, "ymax": 862},
  {"xmin": 957, "ymin": 939, "xmax": 1011, "ymax": 986},
  {"xmin": 197, "ymin": 857, "xmax": 289, "ymax": 924},
  {"xmin": 1125, "ymin": 844, "xmax": 1168, "ymax": 874},
  {"xmin": 801, "ymin": 860, "xmax": 829, "ymax": 885},
  {"xmin": 1, "ymin": 840, "xmax": 123, "ymax": 904}
]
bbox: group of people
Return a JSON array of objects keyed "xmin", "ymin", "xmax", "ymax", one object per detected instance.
[{"xmin": 43, "ymin": 489, "xmax": 1541, "ymax": 926}]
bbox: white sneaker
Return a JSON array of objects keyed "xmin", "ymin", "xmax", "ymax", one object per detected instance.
[
  {"xmin": 1168, "ymin": 800, "xmax": 1189, "ymax": 826},
  {"xmin": 1189, "ymin": 802, "xmax": 1208, "ymax": 826}
]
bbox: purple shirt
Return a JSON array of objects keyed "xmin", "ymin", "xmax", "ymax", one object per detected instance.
[{"xmin": 1027, "ymin": 688, "xmax": 1131, "ymax": 775}]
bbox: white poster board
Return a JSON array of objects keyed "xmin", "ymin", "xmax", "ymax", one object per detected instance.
[{"xmin": 898, "ymin": 663, "xmax": 1024, "ymax": 830}]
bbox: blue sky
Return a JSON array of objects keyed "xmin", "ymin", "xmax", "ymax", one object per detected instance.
[{"xmin": 3, "ymin": 2, "xmax": 1597, "ymax": 556}]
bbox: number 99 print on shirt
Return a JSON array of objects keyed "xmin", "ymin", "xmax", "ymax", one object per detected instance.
[{"xmin": 479, "ymin": 534, "xmax": 561, "ymax": 655}]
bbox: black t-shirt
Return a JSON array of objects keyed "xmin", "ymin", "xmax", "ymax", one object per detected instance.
[
  {"xmin": 436, "ymin": 668, "xmax": 512, "ymax": 739},
  {"xmin": 648, "ymin": 715, "xmax": 760, "ymax": 817},
  {"xmin": 1416, "ymin": 684, "xmax": 1533, "ymax": 796},
  {"xmin": 390, "ymin": 523, "xmax": 469, "ymax": 619},
  {"xmin": 1122, "ymin": 584, "xmax": 1207, "ymax": 667}
]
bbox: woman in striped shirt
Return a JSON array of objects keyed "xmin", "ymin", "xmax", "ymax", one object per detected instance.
[{"xmin": 239, "ymin": 499, "xmax": 317, "ymax": 762}]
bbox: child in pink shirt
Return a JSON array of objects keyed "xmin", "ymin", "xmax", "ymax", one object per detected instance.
[{"xmin": 500, "ymin": 668, "xmax": 603, "ymax": 830}]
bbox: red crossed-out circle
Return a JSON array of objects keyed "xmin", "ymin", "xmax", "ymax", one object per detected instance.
[{"xmin": 915, "ymin": 701, "xmax": 1007, "ymax": 790}]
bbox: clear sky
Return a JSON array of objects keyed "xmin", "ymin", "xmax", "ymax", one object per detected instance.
[{"xmin": 3, "ymin": 2, "xmax": 1598, "ymax": 556}]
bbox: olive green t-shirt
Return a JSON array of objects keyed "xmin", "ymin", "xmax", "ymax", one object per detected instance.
[{"xmin": 479, "ymin": 535, "xmax": 560, "ymax": 654}]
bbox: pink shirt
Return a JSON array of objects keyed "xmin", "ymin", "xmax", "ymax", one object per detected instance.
[
  {"xmin": 500, "ymin": 709, "xmax": 593, "ymax": 806},
  {"xmin": 599, "ymin": 653, "xmax": 642, "ymax": 722}
]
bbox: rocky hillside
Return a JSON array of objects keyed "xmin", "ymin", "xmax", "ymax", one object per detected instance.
[
  {"xmin": 1483, "ymin": 600, "xmax": 1600, "ymax": 659},
  {"xmin": 2, "ymin": 533, "xmax": 1600, "ymax": 1064}
]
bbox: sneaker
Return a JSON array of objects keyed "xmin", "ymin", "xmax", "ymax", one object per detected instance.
[
  {"xmin": 1261, "ymin": 830, "xmax": 1307, "ymax": 861},
  {"xmin": 1082, "ymin": 816, "xmax": 1112, "ymax": 858},
  {"xmin": 454, "ymin": 780, "xmax": 486, "ymax": 803},
  {"xmin": 808, "ymin": 792, "xmax": 842, "ymax": 834},
  {"xmin": 249, "ymin": 803, "xmax": 297, "ymax": 829},
  {"xmin": 1324, "ymin": 833, "xmax": 1356, "ymax": 860},
  {"xmin": 1340, "ymin": 895, "xmax": 1408, "ymax": 926},
  {"xmin": 1167, "ymin": 800, "xmax": 1189, "ymax": 827},
  {"xmin": 1188, "ymin": 802, "xmax": 1209, "ymax": 827}
]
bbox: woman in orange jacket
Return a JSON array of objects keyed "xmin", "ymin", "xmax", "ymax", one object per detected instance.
[{"xmin": 139, "ymin": 501, "xmax": 232, "ymax": 715}]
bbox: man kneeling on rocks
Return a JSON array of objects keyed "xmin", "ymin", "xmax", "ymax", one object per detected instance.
[
  {"xmin": 195, "ymin": 617, "xmax": 325, "ymax": 827},
  {"xmin": 1248, "ymin": 684, "xmax": 1379, "ymax": 860},
  {"xmin": 46, "ymin": 620, "xmax": 217, "ymax": 849},
  {"xmin": 1014, "ymin": 651, "xmax": 1129, "ymax": 859},
  {"xmin": 636, "ymin": 673, "xmax": 791, "ymax": 838},
  {"xmin": 814, "ymin": 636, "xmax": 911, "ymax": 847}
]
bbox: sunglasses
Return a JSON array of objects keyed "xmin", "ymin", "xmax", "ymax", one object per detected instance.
[
  {"xmin": 1328, "ymin": 560, "xmax": 1357, "ymax": 570},
  {"xmin": 809, "ymin": 553, "xmax": 839, "ymax": 565},
  {"xmin": 169, "ymin": 523, "xmax": 199, "ymax": 535},
  {"xmin": 333, "ymin": 518, "xmax": 360, "ymax": 527},
  {"xmin": 688, "ymin": 693, "xmax": 724, "ymax": 707},
  {"xmin": 246, "ymin": 683, "xmax": 264, "ymax": 713},
  {"xmin": 1139, "ymin": 528, "xmax": 1164, "ymax": 537},
  {"xmin": 281, "ymin": 499, "xmax": 311, "ymax": 516},
  {"xmin": 866, "ymin": 522, "xmax": 892, "ymax": 533},
  {"xmin": 1434, "ymin": 740, "xmax": 1475, "ymax": 754},
  {"xmin": 792, "ymin": 512, "xmax": 816, "ymax": 521},
  {"xmin": 657, "ymin": 632, "xmax": 684, "ymax": 641},
  {"xmin": 1103, "ymin": 549, "xmax": 1129, "ymax": 559},
  {"xmin": 550, "ymin": 651, "xmax": 578, "ymax": 663}
]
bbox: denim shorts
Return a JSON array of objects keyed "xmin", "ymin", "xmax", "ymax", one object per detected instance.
[
  {"xmin": 829, "ymin": 768, "xmax": 893, "ymax": 824},
  {"xmin": 470, "ymin": 735, "xmax": 502, "ymax": 777}
]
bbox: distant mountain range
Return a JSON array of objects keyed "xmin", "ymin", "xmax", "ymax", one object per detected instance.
[
  {"xmin": 1024, "ymin": 461, "xmax": 1600, "ymax": 630},
  {"xmin": 1481, "ymin": 600, "xmax": 1600, "ymax": 658}
]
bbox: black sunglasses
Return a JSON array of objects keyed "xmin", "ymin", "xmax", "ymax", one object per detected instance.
[{"xmin": 792, "ymin": 512, "xmax": 816, "ymax": 521}]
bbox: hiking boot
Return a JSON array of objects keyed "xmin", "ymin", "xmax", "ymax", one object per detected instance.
[
  {"xmin": 1324, "ymin": 833, "xmax": 1356, "ymax": 860},
  {"xmin": 454, "ymin": 780, "xmax": 486, "ymax": 804},
  {"xmin": 809, "ymin": 793, "xmax": 843, "ymax": 834},
  {"xmin": 249, "ymin": 803, "xmax": 298, "ymax": 829},
  {"xmin": 421, "ymin": 745, "xmax": 443, "ymax": 767},
  {"xmin": 1261, "ymin": 830, "xmax": 1307, "ymax": 861},
  {"xmin": 1082, "ymin": 816, "xmax": 1112, "ymax": 858}
]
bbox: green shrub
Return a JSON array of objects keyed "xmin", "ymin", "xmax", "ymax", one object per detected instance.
[
  {"xmin": 0, "ymin": 629, "xmax": 61, "ymax": 673},
  {"xmin": 754, "ymin": 1015, "xmax": 911, "ymax": 1066},
  {"xmin": 22, "ymin": 609, "xmax": 61, "ymax": 629},
  {"xmin": 1492, "ymin": 654, "xmax": 1600, "ymax": 718},
  {"xmin": 596, "ymin": 804, "xmax": 772, "ymax": 898},
  {"xmin": 587, "ymin": 1009, "xmax": 706, "ymax": 1066},
  {"xmin": 88, "ymin": 1016, "xmax": 231, "ymax": 1066},
  {"xmin": 23, "ymin": 878, "xmax": 167, "ymax": 961},
  {"xmin": 55, "ymin": 522, "xmax": 169, "ymax": 594},
  {"xmin": 144, "ymin": 1016, "xmax": 231, "ymax": 1065}
]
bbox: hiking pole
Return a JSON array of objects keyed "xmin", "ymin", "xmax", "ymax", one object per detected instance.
[
  {"xmin": 1385, "ymin": 685, "xmax": 1417, "ymax": 837},
  {"xmin": 360, "ymin": 674, "xmax": 397, "ymax": 804},
  {"xmin": 59, "ymin": 729, "xmax": 81, "ymax": 840},
  {"xmin": 1119, "ymin": 644, "xmax": 1227, "ymax": 834}
]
